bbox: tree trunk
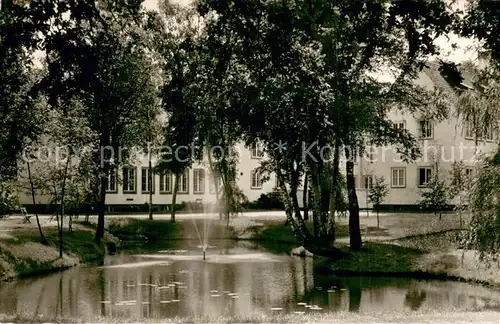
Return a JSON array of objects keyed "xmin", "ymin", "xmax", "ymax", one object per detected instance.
[
  {"xmin": 171, "ymin": 173, "xmax": 179, "ymax": 223},
  {"xmin": 27, "ymin": 161, "xmax": 47, "ymax": 245},
  {"xmin": 345, "ymin": 156, "xmax": 362, "ymax": 251},
  {"xmin": 290, "ymin": 180, "xmax": 313, "ymax": 242},
  {"xmin": 94, "ymin": 131, "xmax": 109, "ymax": 245},
  {"xmin": 207, "ymin": 149, "xmax": 222, "ymax": 220},
  {"xmin": 55, "ymin": 210, "xmax": 60, "ymax": 237},
  {"xmin": 376, "ymin": 206, "xmax": 380, "ymax": 229},
  {"xmin": 303, "ymin": 171, "xmax": 309, "ymax": 221},
  {"xmin": 58, "ymin": 153, "xmax": 72, "ymax": 258},
  {"xmin": 94, "ymin": 172, "xmax": 107, "ymax": 245},
  {"xmin": 276, "ymin": 170, "xmax": 304, "ymax": 241},
  {"xmin": 221, "ymin": 172, "xmax": 231, "ymax": 228},
  {"xmin": 329, "ymin": 196, "xmax": 335, "ymax": 225},
  {"xmin": 365, "ymin": 193, "xmax": 370, "ymax": 217},
  {"xmin": 148, "ymin": 158, "xmax": 153, "ymax": 220},
  {"xmin": 53, "ymin": 184, "xmax": 60, "ymax": 233},
  {"xmin": 309, "ymin": 190, "xmax": 319, "ymax": 239},
  {"xmin": 307, "ymin": 179, "xmax": 313, "ymax": 222},
  {"xmin": 319, "ymin": 169, "xmax": 330, "ymax": 240},
  {"xmin": 84, "ymin": 190, "xmax": 90, "ymax": 224},
  {"xmin": 68, "ymin": 209, "xmax": 72, "ymax": 235},
  {"xmin": 310, "ymin": 168, "xmax": 320, "ymax": 239},
  {"xmin": 219, "ymin": 158, "xmax": 231, "ymax": 226},
  {"xmin": 328, "ymin": 144, "xmax": 341, "ymax": 240}
]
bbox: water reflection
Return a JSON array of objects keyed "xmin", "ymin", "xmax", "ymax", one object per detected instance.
[
  {"xmin": 349, "ymin": 287, "xmax": 362, "ymax": 312},
  {"xmin": 1, "ymin": 240, "xmax": 500, "ymax": 320},
  {"xmin": 404, "ymin": 284, "xmax": 427, "ymax": 311}
]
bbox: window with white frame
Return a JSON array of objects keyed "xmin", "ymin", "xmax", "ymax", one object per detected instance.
[
  {"xmin": 362, "ymin": 175, "xmax": 373, "ymax": 190},
  {"xmin": 394, "ymin": 121, "xmax": 406, "ymax": 130},
  {"xmin": 123, "ymin": 167, "xmax": 136, "ymax": 193},
  {"xmin": 465, "ymin": 168, "xmax": 473, "ymax": 179},
  {"xmin": 177, "ymin": 170, "xmax": 189, "ymax": 194},
  {"xmin": 417, "ymin": 167, "xmax": 433, "ymax": 187},
  {"xmin": 485, "ymin": 124, "xmax": 495, "ymax": 141},
  {"xmin": 391, "ymin": 167, "xmax": 406, "ymax": 188},
  {"xmin": 347, "ymin": 147, "xmax": 358, "ymax": 163},
  {"xmin": 209, "ymin": 173, "xmax": 222, "ymax": 194},
  {"xmin": 159, "ymin": 172, "xmax": 172, "ymax": 193},
  {"xmin": 141, "ymin": 167, "xmax": 155, "ymax": 193},
  {"xmin": 464, "ymin": 121, "xmax": 475, "ymax": 139},
  {"xmin": 193, "ymin": 169, "xmax": 205, "ymax": 194},
  {"xmin": 365, "ymin": 146, "xmax": 376, "ymax": 163},
  {"xmin": 251, "ymin": 169, "xmax": 262, "ymax": 189},
  {"xmin": 419, "ymin": 120, "xmax": 434, "ymax": 139},
  {"xmin": 251, "ymin": 141, "xmax": 264, "ymax": 158},
  {"xmin": 106, "ymin": 171, "xmax": 117, "ymax": 193}
]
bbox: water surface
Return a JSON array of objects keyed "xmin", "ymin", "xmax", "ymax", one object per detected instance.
[{"xmin": 1, "ymin": 240, "xmax": 500, "ymax": 321}]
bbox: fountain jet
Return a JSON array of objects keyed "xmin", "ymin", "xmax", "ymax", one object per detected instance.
[{"xmin": 202, "ymin": 244, "xmax": 208, "ymax": 260}]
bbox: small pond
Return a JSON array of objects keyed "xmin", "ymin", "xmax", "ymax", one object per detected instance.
[{"xmin": 1, "ymin": 239, "xmax": 500, "ymax": 321}]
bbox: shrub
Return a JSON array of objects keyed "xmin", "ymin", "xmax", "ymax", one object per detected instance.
[
  {"xmin": 246, "ymin": 190, "xmax": 285, "ymax": 210},
  {"xmin": 0, "ymin": 182, "xmax": 16, "ymax": 216}
]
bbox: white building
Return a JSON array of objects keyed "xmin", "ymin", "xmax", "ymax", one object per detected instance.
[
  {"xmin": 100, "ymin": 142, "xmax": 278, "ymax": 210},
  {"xmin": 354, "ymin": 61, "xmax": 497, "ymax": 210},
  {"xmin": 17, "ymin": 61, "xmax": 497, "ymax": 212},
  {"xmin": 16, "ymin": 141, "xmax": 279, "ymax": 212}
]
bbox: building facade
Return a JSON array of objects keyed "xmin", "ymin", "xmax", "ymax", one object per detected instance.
[
  {"xmin": 354, "ymin": 61, "xmax": 497, "ymax": 209},
  {"xmin": 17, "ymin": 61, "xmax": 498, "ymax": 211}
]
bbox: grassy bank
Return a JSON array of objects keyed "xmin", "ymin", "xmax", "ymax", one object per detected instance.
[
  {"xmin": 322, "ymin": 243, "xmax": 424, "ymax": 273},
  {"xmin": 108, "ymin": 218, "xmax": 181, "ymax": 241},
  {"xmin": 230, "ymin": 219, "xmax": 429, "ymax": 274},
  {"xmin": 0, "ymin": 223, "xmax": 117, "ymax": 281},
  {"xmin": 229, "ymin": 219, "xmax": 500, "ymax": 288},
  {"xmin": 323, "ymin": 229, "xmax": 461, "ymax": 275}
]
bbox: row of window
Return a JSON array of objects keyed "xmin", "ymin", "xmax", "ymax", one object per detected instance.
[
  {"xmin": 108, "ymin": 165, "xmax": 474, "ymax": 195},
  {"xmin": 109, "ymin": 168, "xmax": 218, "ymax": 194},
  {"xmin": 251, "ymin": 121, "xmax": 496, "ymax": 165},
  {"xmin": 358, "ymin": 166, "xmax": 473, "ymax": 189},
  {"xmin": 464, "ymin": 122, "xmax": 496, "ymax": 141},
  {"xmin": 395, "ymin": 120, "xmax": 496, "ymax": 141},
  {"xmin": 107, "ymin": 168, "xmax": 265, "ymax": 194}
]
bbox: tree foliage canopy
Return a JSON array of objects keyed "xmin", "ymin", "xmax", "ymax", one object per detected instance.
[{"xmin": 194, "ymin": 0, "xmax": 455, "ymax": 248}]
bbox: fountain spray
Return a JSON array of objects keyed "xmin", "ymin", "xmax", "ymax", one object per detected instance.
[{"xmin": 202, "ymin": 244, "xmax": 207, "ymax": 260}]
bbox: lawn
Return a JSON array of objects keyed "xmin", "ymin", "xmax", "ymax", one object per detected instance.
[
  {"xmin": 325, "ymin": 243, "xmax": 424, "ymax": 274},
  {"xmin": 108, "ymin": 218, "xmax": 181, "ymax": 241},
  {"xmin": 248, "ymin": 220, "xmax": 350, "ymax": 243},
  {"xmin": 0, "ymin": 221, "xmax": 120, "ymax": 280}
]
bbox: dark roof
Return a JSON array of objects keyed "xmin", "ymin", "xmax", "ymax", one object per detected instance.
[
  {"xmin": 422, "ymin": 60, "xmax": 477, "ymax": 93},
  {"xmin": 422, "ymin": 61, "xmax": 455, "ymax": 93}
]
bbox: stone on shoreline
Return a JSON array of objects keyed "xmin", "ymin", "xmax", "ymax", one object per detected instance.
[{"xmin": 291, "ymin": 246, "xmax": 314, "ymax": 258}]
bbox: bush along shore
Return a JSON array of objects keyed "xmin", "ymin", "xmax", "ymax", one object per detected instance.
[{"xmin": 0, "ymin": 221, "xmax": 118, "ymax": 281}]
